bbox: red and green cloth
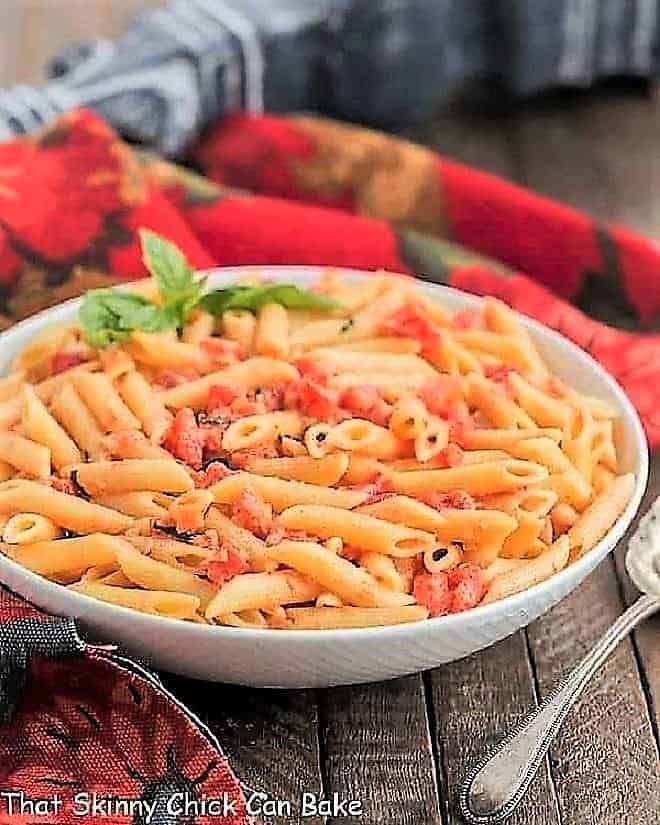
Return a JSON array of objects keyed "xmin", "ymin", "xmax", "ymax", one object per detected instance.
[{"xmin": 0, "ymin": 108, "xmax": 658, "ymax": 821}]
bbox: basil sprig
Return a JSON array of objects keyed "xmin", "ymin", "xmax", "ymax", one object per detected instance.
[{"xmin": 79, "ymin": 230, "xmax": 342, "ymax": 348}]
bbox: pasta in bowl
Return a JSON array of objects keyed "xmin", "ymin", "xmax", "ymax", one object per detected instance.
[{"xmin": 0, "ymin": 237, "xmax": 647, "ymax": 686}]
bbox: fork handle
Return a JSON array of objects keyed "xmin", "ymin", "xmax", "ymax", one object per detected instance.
[{"xmin": 459, "ymin": 594, "xmax": 660, "ymax": 825}]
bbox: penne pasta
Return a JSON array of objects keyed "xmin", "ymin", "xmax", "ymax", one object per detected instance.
[
  {"xmin": 70, "ymin": 459, "xmax": 194, "ymax": 496},
  {"xmin": 50, "ymin": 383, "xmax": 105, "ymax": 458},
  {"xmin": 71, "ymin": 581, "xmax": 202, "ymax": 619},
  {"xmin": 481, "ymin": 537, "xmax": 570, "ymax": 604},
  {"xmin": 285, "ymin": 605, "xmax": 428, "ymax": 629},
  {"xmin": 210, "ymin": 472, "xmax": 367, "ymax": 511},
  {"xmin": 205, "ymin": 570, "xmax": 321, "ymax": 618},
  {"xmin": 0, "ymin": 431, "xmax": 51, "ymax": 478},
  {"xmin": 74, "ymin": 371, "xmax": 141, "ymax": 433},
  {"xmin": 243, "ymin": 453, "xmax": 349, "ymax": 486},
  {"xmin": 3, "ymin": 533, "xmax": 123, "ymax": 579},
  {"xmin": 117, "ymin": 370, "xmax": 172, "ymax": 443},
  {"xmin": 21, "ymin": 384, "xmax": 82, "ymax": 470},
  {"xmin": 390, "ymin": 460, "xmax": 548, "ymax": 497},
  {"xmin": 567, "ymin": 473, "xmax": 635, "ymax": 559}
]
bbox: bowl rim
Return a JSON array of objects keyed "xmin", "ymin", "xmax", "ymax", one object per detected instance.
[{"xmin": 0, "ymin": 265, "xmax": 649, "ymax": 644}]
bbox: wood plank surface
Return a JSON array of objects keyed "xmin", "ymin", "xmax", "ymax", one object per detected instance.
[
  {"xmin": 320, "ymin": 675, "xmax": 442, "ymax": 825},
  {"xmin": 162, "ymin": 677, "xmax": 325, "ymax": 825}
]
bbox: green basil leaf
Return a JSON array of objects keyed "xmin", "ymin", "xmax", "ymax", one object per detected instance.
[
  {"xmin": 139, "ymin": 228, "xmax": 205, "ymax": 326},
  {"xmin": 79, "ymin": 289, "xmax": 170, "ymax": 349},
  {"xmin": 199, "ymin": 284, "xmax": 343, "ymax": 316}
]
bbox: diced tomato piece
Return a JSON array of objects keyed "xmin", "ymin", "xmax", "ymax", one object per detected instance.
[
  {"xmin": 50, "ymin": 350, "xmax": 87, "ymax": 376},
  {"xmin": 414, "ymin": 564, "xmax": 485, "ymax": 617},
  {"xmin": 451, "ymin": 309, "xmax": 482, "ymax": 330},
  {"xmin": 154, "ymin": 367, "xmax": 200, "ymax": 388},
  {"xmin": 193, "ymin": 461, "xmax": 233, "ymax": 488},
  {"xmin": 422, "ymin": 490, "xmax": 477, "ymax": 510},
  {"xmin": 484, "ymin": 363, "xmax": 516, "ymax": 383},
  {"xmin": 200, "ymin": 422, "xmax": 228, "ymax": 455},
  {"xmin": 413, "ymin": 571, "xmax": 453, "ymax": 617},
  {"xmin": 421, "ymin": 375, "xmax": 463, "ymax": 418},
  {"xmin": 447, "ymin": 564, "xmax": 486, "ymax": 612},
  {"xmin": 162, "ymin": 408, "xmax": 206, "ymax": 469},
  {"xmin": 380, "ymin": 303, "xmax": 440, "ymax": 349},
  {"xmin": 207, "ymin": 382, "xmax": 241, "ymax": 411},
  {"xmin": 231, "ymin": 488, "xmax": 274, "ymax": 538},
  {"xmin": 254, "ymin": 385, "xmax": 285, "ymax": 412},
  {"xmin": 201, "ymin": 337, "xmax": 246, "ymax": 364},
  {"xmin": 340, "ymin": 385, "xmax": 393, "ymax": 427},
  {"xmin": 285, "ymin": 377, "xmax": 341, "ymax": 421},
  {"xmin": 49, "ymin": 476, "xmax": 81, "ymax": 497},
  {"xmin": 294, "ymin": 356, "xmax": 327, "ymax": 381},
  {"xmin": 205, "ymin": 542, "xmax": 248, "ymax": 585},
  {"xmin": 430, "ymin": 443, "xmax": 464, "ymax": 468},
  {"xmin": 231, "ymin": 444, "xmax": 280, "ymax": 469}
]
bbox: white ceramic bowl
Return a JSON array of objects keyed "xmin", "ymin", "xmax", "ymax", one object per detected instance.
[{"xmin": 0, "ymin": 267, "xmax": 648, "ymax": 687}]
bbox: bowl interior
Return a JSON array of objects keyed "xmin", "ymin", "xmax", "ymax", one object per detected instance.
[{"xmin": 0, "ymin": 266, "xmax": 648, "ymax": 645}]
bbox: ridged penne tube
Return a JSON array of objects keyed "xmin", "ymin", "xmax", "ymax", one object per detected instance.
[
  {"xmin": 389, "ymin": 396, "xmax": 429, "ymax": 440},
  {"xmin": 592, "ymin": 420, "xmax": 617, "ymax": 472},
  {"xmin": 348, "ymin": 286, "xmax": 407, "ymax": 339},
  {"xmin": 71, "ymin": 459, "xmax": 194, "ymax": 496},
  {"xmin": 505, "ymin": 437, "xmax": 573, "ymax": 474},
  {"xmin": 34, "ymin": 361, "xmax": 99, "ymax": 404},
  {"xmin": 390, "ymin": 460, "xmax": 548, "ymax": 497},
  {"xmin": 21, "ymin": 385, "xmax": 82, "ymax": 470},
  {"xmin": 481, "ymin": 536, "xmax": 570, "ymax": 605},
  {"xmin": 563, "ymin": 405, "xmax": 596, "ymax": 482},
  {"xmin": 70, "ymin": 581, "xmax": 201, "ymax": 619},
  {"xmin": 310, "ymin": 351, "xmax": 436, "ymax": 378},
  {"xmin": 3, "ymin": 533, "xmax": 122, "ymax": 579},
  {"xmin": 210, "ymin": 472, "xmax": 367, "ymax": 511},
  {"xmin": 221, "ymin": 309, "xmax": 256, "ymax": 352},
  {"xmin": 96, "ymin": 491, "xmax": 172, "ymax": 518},
  {"xmin": 466, "ymin": 374, "xmax": 535, "ymax": 428},
  {"xmin": 114, "ymin": 541, "xmax": 217, "ymax": 609},
  {"xmin": 158, "ymin": 357, "xmax": 299, "ymax": 409},
  {"xmin": 50, "ymin": 383, "xmax": 105, "ymax": 458},
  {"xmin": 117, "ymin": 370, "xmax": 173, "ymax": 442},
  {"xmin": 500, "ymin": 511, "xmax": 546, "ymax": 559},
  {"xmin": 181, "ymin": 311, "xmax": 215, "ymax": 344},
  {"xmin": 125, "ymin": 331, "xmax": 208, "ymax": 371},
  {"xmin": 289, "ymin": 319, "xmax": 353, "ymax": 350},
  {"xmin": 205, "ymin": 570, "xmax": 321, "ymax": 619},
  {"xmin": 425, "ymin": 333, "xmax": 483, "ymax": 376},
  {"xmin": 358, "ymin": 551, "xmax": 405, "ymax": 590},
  {"xmin": 452, "ymin": 329, "xmax": 540, "ymax": 373},
  {"xmin": 414, "ymin": 416, "xmax": 449, "ymax": 462},
  {"xmin": 205, "ymin": 506, "xmax": 274, "ymax": 572},
  {"xmin": 458, "ymin": 427, "xmax": 563, "ymax": 450},
  {"xmin": 0, "ymin": 431, "xmax": 51, "ymax": 478},
  {"xmin": 265, "ymin": 540, "xmax": 414, "ymax": 608},
  {"xmin": 356, "ymin": 496, "xmax": 517, "ymax": 561},
  {"xmin": 285, "ymin": 605, "xmax": 428, "ymax": 629},
  {"xmin": 278, "ymin": 504, "xmax": 437, "ymax": 557},
  {"xmin": 0, "ymin": 371, "xmax": 24, "ymax": 402},
  {"xmin": 328, "ymin": 372, "xmax": 427, "ymax": 399},
  {"xmin": 329, "ymin": 419, "xmax": 404, "ymax": 460},
  {"xmin": 0, "ymin": 480, "xmax": 132, "ymax": 533},
  {"xmin": 167, "ymin": 489, "xmax": 214, "ymax": 533},
  {"xmin": 74, "ymin": 371, "xmax": 141, "ymax": 433},
  {"xmin": 222, "ymin": 411, "xmax": 302, "ymax": 452},
  {"xmin": 100, "ymin": 430, "xmax": 171, "ymax": 461},
  {"xmin": 0, "ymin": 397, "xmax": 21, "ymax": 429},
  {"xmin": 481, "ymin": 488, "xmax": 558, "ymax": 517},
  {"xmin": 567, "ymin": 473, "xmax": 634, "ymax": 560},
  {"xmin": 539, "ymin": 470, "xmax": 592, "ymax": 510},
  {"xmin": 319, "ymin": 337, "xmax": 421, "ymax": 354},
  {"xmin": 98, "ymin": 346, "xmax": 136, "ymax": 379},
  {"xmin": 2, "ymin": 513, "xmax": 62, "ymax": 544},
  {"xmin": 243, "ymin": 453, "xmax": 349, "ymax": 486},
  {"xmin": 592, "ymin": 465, "xmax": 615, "ymax": 496},
  {"xmin": 550, "ymin": 502, "xmax": 579, "ymax": 535},
  {"xmin": 254, "ymin": 303, "xmax": 289, "ymax": 359},
  {"xmin": 507, "ymin": 372, "xmax": 574, "ymax": 429},
  {"xmin": 562, "ymin": 389, "xmax": 618, "ymax": 420}
]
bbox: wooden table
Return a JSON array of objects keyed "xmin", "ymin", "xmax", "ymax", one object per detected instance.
[{"xmin": 2, "ymin": 3, "xmax": 659, "ymax": 823}]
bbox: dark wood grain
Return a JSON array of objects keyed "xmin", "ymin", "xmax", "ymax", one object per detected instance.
[
  {"xmin": 320, "ymin": 675, "xmax": 442, "ymax": 825},
  {"xmin": 162, "ymin": 677, "xmax": 324, "ymax": 825},
  {"xmin": 426, "ymin": 634, "xmax": 561, "ymax": 825}
]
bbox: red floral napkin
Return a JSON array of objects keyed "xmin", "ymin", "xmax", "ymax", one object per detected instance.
[{"xmin": 0, "ymin": 108, "xmax": 658, "ymax": 819}]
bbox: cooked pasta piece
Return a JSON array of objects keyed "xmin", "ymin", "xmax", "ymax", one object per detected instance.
[
  {"xmin": 0, "ymin": 480, "xmax": 132, "ymax": 534},
  {"xmin": 21, "ymin": 385, "xmax": 82, "ymax": 470},
  {"xmin": 254, "ymin": 303, "xmax": 289, "ymax": 359},
  {"xmin": 567, "ymin": 473, "xmax": 635, "ymax": 559},
  {"xmin": 210, "ymin": 472, "xmax": 367, "ymax": 511},
  {"xmin": 205, "ymin": 570, "xmax": 321, "ymax": 619},
  {"xmin": 117, "ymin": 371, "xmax": 173, "ymax": 443},
  {"xmin": 390, "ymin": 460, "xmax": 548, "ymax": 497},
  {"xmin": 2, "ymin": 513, "xmax": 62, "ymax": 544},
  {"xmin": 222, "ymin": 411, "xmax": 302, "ymax": 452},
  {"xmin": 243, "ymin": 453, "xmax": 349, "ymax": 486},
  {"xmin": 95, "ymin": 491, "xmax": 172, "ymax": 518},
  {"xmin": 3, "ymin": 533, "xmax": 122, "ymax": 580},
  {"xmin": 74, "ymin": 371, "xmax": 141, "ymax": 433},
  {"xmin": 0, "ymin": 432, "xmax": 51, "ymax": 478},
  {"xmin": 482, "ymin": 537, "xmax": 570, "ymax": 604},
  {"xmin": 70, "ymin": 459, "xmax": 194, "ymax": 496},
  {"xmin": 285, "ymin": 605, "xmax": 428, "ymax": 629},
  {"xmin": 71, "ymin": 581, "xmax": 202, "ymax": 619},
  {"xmin": 265, "ymin": 540, "xmax": 414, "ymax": 608},
  {"xmin": 50, "ymin": 383, "xmax": 105, "ymax": 458}
]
